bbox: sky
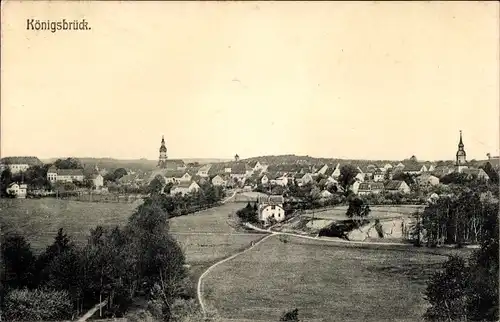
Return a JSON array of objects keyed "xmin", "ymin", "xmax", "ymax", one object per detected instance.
[{"xmin": 1, "ymin": 1, "xmax": 499, "ymax": 161}]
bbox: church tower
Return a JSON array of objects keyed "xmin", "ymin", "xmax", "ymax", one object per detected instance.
[
  {"xmin": 158, "ymin": 135, "xmax": 168, "ymax": 168},
  {"xmin": 455, "ymin": 130, "xmax": 468, "ymax": 172}
]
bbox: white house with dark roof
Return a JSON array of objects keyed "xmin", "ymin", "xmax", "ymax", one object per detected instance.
[
  {"xmin": 384, "ymin": 180, "xmax": 411, "ymax": 194},
  {"xmin": 357, "ymin": 182, "xmax": 384, "ymax": 195},
  {"xmin": 6, "ymin": 182, "xmax": 28, "ymax": 198},
  {"xmin": 258, "ymin": 194, "xmax": 286, "ymax": 225},
  {"xmin": 170, "ymin": 181, "xmax": 200, "ymax": 196},
  {"xmin": 0, "ymin": 156, "xmax": 43, "ymax": 174},
  {"xmin": 230, "ymin": 162, "xmax": 253, "ymax": 181},
  {"xmin": 47, "ymin": 166, "xmax": 84, "ymax": 183},
  {"xmin": 211, "ymin": 174, "xmax": 227, "ymax": 187}
]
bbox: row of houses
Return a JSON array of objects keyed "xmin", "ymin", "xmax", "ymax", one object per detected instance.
[{"xmin": 46, "ymin": 166, "xmax": 105, "ymax": 189}]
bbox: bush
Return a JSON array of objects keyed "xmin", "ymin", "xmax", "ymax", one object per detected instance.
[
  {"xmin": 236, "ymin": 202, "xmax": 258, "ymax": 223},
  {"xmin": 280, "ymin": 308, "xmax": 300, "ymax": 321},
  {"xmin": 3, "ymin": 288, "xmax": 73, "ymax": 321}
]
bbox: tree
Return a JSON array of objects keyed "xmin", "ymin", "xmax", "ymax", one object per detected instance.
[
  {"xmin": 23, "ymin": 165, "xmax": 50, "ymax": 189},
  {"xmin": 148, "ymin": 176, "xmax": 165, "ymax": 195},
  {"xmin": 236, "ymin": 202, "xmax": 258, "ymax": 223},
  {"xmin": 1, "ymin": 234, "xmax": 36, "ymax": 289},
  {"xmin": 424, "ymin": 256, "xmax": 469, "ymax": 321},
  {"xmin": 481, "ymin": 162, "xmax": 499, "ymax": 184},
  {"xmin": 338, "ymin": 165, "xmax": 358, "ymax": 193},
  {"xmin": 104, "ymin": 168, "xmax": 128, "ymax": 183},
  {"xmin": 54, "ymin": 158, "xmax": 83, "ymax": 169},
  {"xmin": 346, "ymin": 197, "xmax": 370, "ymax": 219},
  {"xmin": 423, "ymin": 191, "xmax": 499, "ymax": 322},
  {"xmin": 0, "ymin": 167, "xmax": 13, "ymax": 196},
  {"xmin": 35, "ymin": 228, "xmax": 73, "ymax": 284}
]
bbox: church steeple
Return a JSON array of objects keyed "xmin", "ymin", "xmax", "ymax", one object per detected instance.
[
  {"xmin": 455, "ymin": 130, "xmax": 467, "ymax": 172},
  {"xmin": 158, "ymin": 135, "xmax": 168, "ymax": 168}
]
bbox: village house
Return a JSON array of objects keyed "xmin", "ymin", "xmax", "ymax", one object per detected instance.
[
  {"xmin": 355, "ymin": 171, "xmax": 365, "ymax": 182},
  {"xmin": 315, "ymin": 164, "xmax": 329, "ymax": 176},
  {"xmin": 270, "ymin": 174, "xmax": 288, "ymax": 187},
  {"xmin": 357, "ymin": 182, "xmax": 384, "ymax": 195},
  {"xmin": 260, "ymin": 174, "xmax": 270, "ymax": 185},
  {"xmin": 211, "ymin": 174, "xmax": 227, "ymax": 187},
  {"xmin": 90, "ymin": 172, "xmax": 104, "ymax": 189},
  {"xmin": 258, "ymin": 194, "xmax": 286, "ymax": 226},
  {"xmin": 230, "ymin": 162, "xmax": 253, "ymax": 181},
  {"xmin": 196, "ymin": 164, "xmax": 212, "ymax": 177},
  {"xmin": 170, "ymin": 181, "xmax": 200, "ymax": 196},
  {"xmin": 300, "ymin": 173, "xmax": 314, "ymax": 185},
  {"xmin": 383, "ymin": 163, "xmax": 393, "ymax": 171},
  {"xmin": 394, "ymin": 162, "xmax": 405, "ymax": 171},
  {"xmin": 373, "ymin": 169, "xmax": 385, "ymax": 182},
  {"xmin": 402, "ymin": 163, "xmax": 427, "ymax": 175},
  {"xmin": 432, "ymin": 166, "xmax": 454, "ymax": 178},
  {"xmin": 47, "ymin": 167, "xmax": 85, "ymax": 183},
  {"xmin": 0, "ymin": 156, "xmax": 43, "ymax": 174},
  {"xmin": 461, "ymin": 168, "xmax": 490, "ymax": 181},
  {"xmin": 416, "ymin": 173, "xmax": 440, "ymax": 186},
  {"xmin": 192, "ymin": 175, "xmax": 208, "ymax": 186},
  {"xmin": 384, "ymin": 180, "xmax": 411, "ymax": 194},
  {"xmin": 331, "ymin": 163, "xmax": 341, "ymax": 178},
  {"xmin": 6, "ymin": 182, "xmax": 28, "ymax": 198},
  {"xmin": 84, "ymin": 165, "xmax": 104, "ymax": 189},
  {"xmin": 248, "ymin": 161, "xmax": 265, "ymax": 173}
]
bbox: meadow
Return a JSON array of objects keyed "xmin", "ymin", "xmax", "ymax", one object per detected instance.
[
  {"xmin": 0, "ymin": 198, "xmax": 140, "ymax": 252},
  {"xmin": 202, "ymin": 235, "xmax": 466, "ymax": 322},
  {"xmin": 0, "ymin": 198, "xmax": 264, "ymax": 262},
  {"xmin": 169, "ymin": 202, "xmax": 266, "ymax": 263}
]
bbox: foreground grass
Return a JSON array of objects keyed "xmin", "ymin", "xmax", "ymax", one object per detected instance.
[{"xmin": 202, "ymin": 235, "xmax": 469, "ymax": 322}]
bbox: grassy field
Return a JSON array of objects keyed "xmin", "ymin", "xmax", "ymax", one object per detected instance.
[
  {"xmin": 0, "ymin": 198, "xmax": 264, "ymax": 262},
  {"xmin": 202, "ymin": 235, "xmax": 467, "ymax": 322},
  {"xmin": 169, "ymin": 202, "xmax": 266, "ymax": 263},
  {"xmin": 0, "ymin": 198, "xmax": 140, "ymax": 252},
  {"xmin": 303, "ymin": 205, "xmax": 426, "ymax": 221}
]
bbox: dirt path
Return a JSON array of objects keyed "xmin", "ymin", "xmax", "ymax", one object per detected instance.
[{"xmin": 197, "ymin": 233, "xmax": 273, "ymax": 315}]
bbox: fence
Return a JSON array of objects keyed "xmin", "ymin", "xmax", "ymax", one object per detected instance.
[{"xmin": 55, "ymin": 193, "xmax": 145, "ymax": 204}]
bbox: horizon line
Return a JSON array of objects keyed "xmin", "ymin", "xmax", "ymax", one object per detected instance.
[{"xmin": 2, "ymin": 154, "xmax": 494, "ymax": 163}]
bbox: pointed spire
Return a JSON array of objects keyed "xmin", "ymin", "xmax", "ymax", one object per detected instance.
[
  {"xmin": 459, "ymin": 130, "xmax": 463, "ymax": 146},
  {"xmin": 161, "ymin": 135, "xmax": 165, "ymax": 144}
]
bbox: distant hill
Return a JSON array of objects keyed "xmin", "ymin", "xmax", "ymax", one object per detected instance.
[{"xmin": 41, "ymin": 157, "xmax": 232, "ymax": 171}]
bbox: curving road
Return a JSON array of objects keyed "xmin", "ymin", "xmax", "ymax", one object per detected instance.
[{"xmin": 196, "ymin": 233, "xmax": 273, "ymax": 315}]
